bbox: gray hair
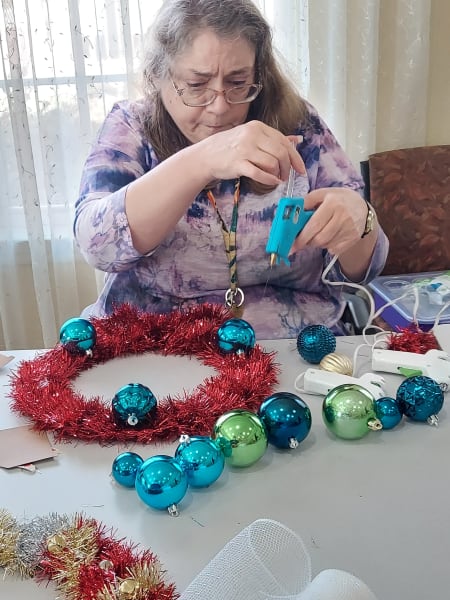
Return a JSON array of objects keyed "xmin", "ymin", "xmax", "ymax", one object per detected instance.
[{"xmin": 143, "ymin": 0, "xmax": 272, "ymax": 84}]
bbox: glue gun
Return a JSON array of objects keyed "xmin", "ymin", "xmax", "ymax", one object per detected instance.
[
  {"xmin": 265, "ymin": 197, "xmax": 314, "ymax": 266},
  {"xmin": 372, "ymin": 348, "xmax": 450, "ymax": 388},
  {"xmin": 302, "ymin": 368, "xmax": 386, "ymax": 399}
]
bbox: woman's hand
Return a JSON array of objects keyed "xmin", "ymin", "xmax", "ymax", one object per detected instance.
[
  {"xmin": 291, "ymin": 188, "xmax": 371, "ymax": 256},
  {"xmin": 290, "ymin": 187, "xmax": 379, "ymax": 281},
  {"xmin": 197, "ymin": 120, "xmax": 305, "ymax": 186}
]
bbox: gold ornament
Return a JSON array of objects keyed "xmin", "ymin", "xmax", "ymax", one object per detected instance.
[
  {"xmin": 47, "ymin": 533, "xmax": 67, "ymax": 553},
  {"xmin": 319, "ymin": 352, "xmax": 353, "ymax": 376},
  {"xmin": 119, "ymin": 578, "xmax": 140, "ymax": 598}
]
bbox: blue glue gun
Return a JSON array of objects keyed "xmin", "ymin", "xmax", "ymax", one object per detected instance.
[{"xmin": 265, "ymin": 197, "xmax": 314, "ymax": 266}]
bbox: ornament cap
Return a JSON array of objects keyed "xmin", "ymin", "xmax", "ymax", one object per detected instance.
[
  {"xmin": 168, "ymin": 504, "xmax": 179, "ymax": 517},
  {"xmin": 427, "ymin": 414, "xmax": 439, "ymax": 427},
  {"xmin": 367, "ymin": 418, "xmax": 383, "ymax": 431}
]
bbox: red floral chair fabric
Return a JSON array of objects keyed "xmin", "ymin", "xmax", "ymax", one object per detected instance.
[{"xmin": 367, "ymin": 145, "xmax": 450, "ymax": 275}]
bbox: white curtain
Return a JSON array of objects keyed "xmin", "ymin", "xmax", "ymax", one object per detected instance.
[{"xmin": 0, "ymin": 0, "xmax": 439, "ymax": 350}]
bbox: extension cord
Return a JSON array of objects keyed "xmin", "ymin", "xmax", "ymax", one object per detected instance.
[{"xmin": 433, "ymin": 324, "xmax": 450, "ymax": 354}]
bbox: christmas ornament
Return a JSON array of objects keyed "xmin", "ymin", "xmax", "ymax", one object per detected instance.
[
  {"xmin": 111, "ymin": 383, "xmax": 157, "ymax": 427},
  {"xmin": 258, "ymin": 392, "xmax": 312, "ymax": 449},
  {"xmin": 319, "ymin": 352, "xmax": 353, "ymax": 376},
  {"xmin": 396, "ymin": 375, "xmax": 444, "ymax": 425},
  {"xmin": 374, "ymin": 397, "xmax": 403, "ymax": 430},
  {"xmin": 135, "ymin": 455, "xmax": 188, "ymax": 515},
  {"xmin": 59, "ymin": 317, "xmax": 96, "ymax": 355},
  {"xmin": 111, "ymin": 451, "xmax": 144, "ymax": 488},
  {"xmin": 9, "ymin": 304, "xmax": 278, "ymax": 445},
  {"xmin": 175, "ymin": 434, "xmax": 225, "ymax": 488},
  {"xmin": 297, "ymin": 324, "xmax": 336, "ymax": 364},
  {"xmin": 0, "ymin": 509, "xmax": 177, "ymax": 600},
  {"xmin": 217, "ymin": 318, "xmax": 256, "ymax": 355},
  {"xmin": 212, "ymin": 409, "xmax": 268, "ymax": 467},
  {"xmin": 322, "ymin": 383, "xmax": 382, "ymax": 440}
]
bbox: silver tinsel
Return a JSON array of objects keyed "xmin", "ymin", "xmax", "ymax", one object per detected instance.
[{"xmin": 16, "ymin": 513, "xmax": 72, "ymax": 572}]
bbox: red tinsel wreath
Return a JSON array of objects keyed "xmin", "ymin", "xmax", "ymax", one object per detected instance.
[{"xmin": 9, "ymin": 303, "xmax": 279, "ymax": 445}]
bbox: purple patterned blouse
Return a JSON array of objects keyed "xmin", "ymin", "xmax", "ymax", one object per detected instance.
[{"xmin": 74, "ymin": 100, "xmax": 388, "ymax": 339}]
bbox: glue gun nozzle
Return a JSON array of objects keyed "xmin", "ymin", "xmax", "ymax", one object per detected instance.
[{"xmin": 269, "ymin": 253, "xmax": 277, "ymax": 267}]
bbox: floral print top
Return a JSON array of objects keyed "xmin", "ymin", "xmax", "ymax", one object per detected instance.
[{"xmin": 74, "ymin": 100, "xmax": 388, "ymax": 339}]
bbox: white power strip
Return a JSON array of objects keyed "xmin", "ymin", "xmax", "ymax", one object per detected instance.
[{"xmin": 433, "ymin": 324, "xmax": 450, "ymax": 354}]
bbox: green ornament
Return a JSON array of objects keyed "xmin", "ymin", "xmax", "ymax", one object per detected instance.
[
  {"xmin": 212, "ymin": 409, "xmax": 268, "ymax": 467},
  {"xmin": 322, "ymin": 383, "xmax": 382, "ymax": 440}
]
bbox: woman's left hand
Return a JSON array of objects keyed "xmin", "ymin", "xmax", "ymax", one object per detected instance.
[{"xmin": 291, "ymin": 187, "xmax": 372, "ymax": 256}]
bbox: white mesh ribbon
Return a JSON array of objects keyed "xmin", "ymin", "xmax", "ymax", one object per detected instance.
[{"xmin": 180, "ymin": 519, "xmax": 378, "ymax": 600}]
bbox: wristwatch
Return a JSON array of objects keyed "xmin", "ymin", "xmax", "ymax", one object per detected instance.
[{"xmin": 361, "ymin": 203, "xmax": 375, "ymax": 238}]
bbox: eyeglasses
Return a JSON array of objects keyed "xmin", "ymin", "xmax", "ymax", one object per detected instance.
[{"xmin": 171, "ymin": 79, "xmax": 262, "ymax": 107}]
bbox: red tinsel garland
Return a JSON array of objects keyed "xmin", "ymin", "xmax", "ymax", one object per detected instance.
[
  {"xmin": 9, "ymin": 304, "xmax": 279, "ymax": 445},
  {"xmin": 387, "ymin": 325, "xmax": 439, "ymax": 354}
]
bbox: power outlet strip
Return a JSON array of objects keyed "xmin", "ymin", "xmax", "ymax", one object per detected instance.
[{"xmin": 433, "ymin": 324, "xmax": 450, "ymax": 354}]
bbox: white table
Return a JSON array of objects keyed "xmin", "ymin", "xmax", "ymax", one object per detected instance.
[{"xmin": 1, "ymin": 338, "xmax": 449, "ymax": 600}]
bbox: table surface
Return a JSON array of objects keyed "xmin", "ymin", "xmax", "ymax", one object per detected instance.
[{"xmin": 1, "ymin": 337, "xmax": 449, "ymax": 600}]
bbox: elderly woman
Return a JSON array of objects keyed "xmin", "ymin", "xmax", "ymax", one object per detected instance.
[{"xmin": 74, "ymin": 0, "xmax": 388, "ymax": 339}]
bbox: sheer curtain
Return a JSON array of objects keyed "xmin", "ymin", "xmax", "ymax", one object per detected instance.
[{"xmin": 0, "ymin": 0, "xmax": 440, "ymax": 349}]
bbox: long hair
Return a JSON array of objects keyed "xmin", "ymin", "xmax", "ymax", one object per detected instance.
[{"xmin": 140, "ymin": 0, "xmax": 309, "ymax": 194}]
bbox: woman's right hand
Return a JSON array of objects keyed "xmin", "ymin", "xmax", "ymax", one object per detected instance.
[{"xmin": 198, "ymin": 120, "xmax": 306, "ymax": 186}]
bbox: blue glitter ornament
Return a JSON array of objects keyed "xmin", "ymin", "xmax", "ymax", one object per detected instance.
[
  {"xmin": 258, "ymin": 392, "xmax": 312, "ymax": 449},
  {"xmin": 135, "ymin": 455, "xmax": 188, "ymax": 513},
  {"xmin": 59, "ymin": 317, "xmax": 96, "ymax": 355},
  {"xmin": 374, "ymin": 397, "xmax": 403, "ymax": 430},
  {"xmin": 175, "ymin": 435, "xmax": 225, "ymax": 487},
  {"xmin": 297, "ymin": 324, "xmax": 336, "ymax": 364},
  {"xmin": 111, "ymin": 452, "xmax": 144, "ymax": 488},
  {"xmin": 396, "ymin": 375, "xmax": 444, "ymax": 424},
  {"xmin": 217, "ymin": 318, "xmax": 256, "ymax": 354},
  {"xmin": 112, "ymin": 383, "xmax": 157, "ymax": 427}
]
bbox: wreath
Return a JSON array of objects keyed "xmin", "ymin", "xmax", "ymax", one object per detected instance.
[
  {"xmin": 0, "ymin": 508, "xmax": 177, "ymax": 600},
  {"xmin": 9, "ymin": 303, "xmax": 279, "ymax": 445}
]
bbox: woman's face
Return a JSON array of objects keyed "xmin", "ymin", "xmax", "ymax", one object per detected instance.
[{"xmin": 159, "ymin": 29, "xmax": 256, "ymax": 144}]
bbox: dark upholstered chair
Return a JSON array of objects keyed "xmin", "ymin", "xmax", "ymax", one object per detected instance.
[{"xmin": 360, "ymin": 145, "xmax": 450, "ymax": 275}]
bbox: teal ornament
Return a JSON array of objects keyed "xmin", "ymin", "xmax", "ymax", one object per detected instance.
[
  {"xmin": 258, "ymin": 392, "xmax": 312, "ymax": 449},
  {"xmin": 322, "ymin": 383, "xmax": 382, "ymax": 440},
  {"xmin": 59, "ymin": 317, "xmax": 96, "ymax": 355},
  {"xmin": 135, "ymin": 455, "xmax": 188, "ymax": 513},
  {"xmin": 175, "ymin": 435, "xmax": 225, "ymax": 488},
  {"xmin": 297, "ymin": 324, "xmax": 336, "ymax": 364},
  {"xmin": 396, "ymin": 375, "xmax": 444, "ymax": 425},
  {"xmin": 112, "ymin": 383, "xmax": 157, "ymax": 427},
  {"xmin": 212, "ymin": 409, "xmax": 268, "ymax": 467},
  {"xmin": 374, "ymin": 397, "xmax": 403, "ymax": 430},
  {"xmin": 217, "ymin": 318, "xmax": 256, "ymax": 355},
  {"xmin": 111, "ymin": 452, "xmax": 144, "ymax": 488}
]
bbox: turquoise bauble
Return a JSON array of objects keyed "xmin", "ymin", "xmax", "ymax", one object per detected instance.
[
  {"xmin": 322, "ymin": 383, "xmax": 382, "ymax": 440},
  {"xmin": 111, "ymin": 452, "xmax": 144, "ymax": 488},
  {"xmin": 112, "ymin": 383, "xmax": 157, "ymax": 427},
  {"xmin": 175, "ymin": 435, "xmax": 225, "ymax": 488},
  {"xmin": 135, "ymin": 455, "xmax": 188, "ymax": 511},
  {"xmin": 396, "ymin": 375, "xmax": 444, "ymax": 424},
  {"xmin": 59, "ymin": 317, "xmax": 96, "ymax": 355},
  {"xmin": 374, "ymin": 397, "xmax": 403, "ymax": 430},
  {"xmin": 217, "ymin": 318, "xmax": 256, "ymax": 355},
  {"xmin": 258, "ymin": 392, "xmax": 312, "ymax": 449},
  {"xmin": 212, "ymin": 409, "xmax": 267, "ymax": 467},
  {"xmin": 297, "ymin": 324, "xmax": 336, "ymax": 364}
]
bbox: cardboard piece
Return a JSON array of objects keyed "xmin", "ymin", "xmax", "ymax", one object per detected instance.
[
  {"xmin": 0, "ymin": 353, "xmax": 14, "ymax": 369},
  {"xmin": 0, "ymin": 425, "xmax": 59, "ymax": 469}
]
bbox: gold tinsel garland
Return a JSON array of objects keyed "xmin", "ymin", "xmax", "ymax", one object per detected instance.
[{"xmin": 0, "ymin": 509, "xmax": 178, "ymax": 600}]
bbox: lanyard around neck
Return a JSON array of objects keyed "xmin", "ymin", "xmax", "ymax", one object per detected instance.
[{"xmin": 206, "ymin": 179, "xmax": 244, "ymax": 317}]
